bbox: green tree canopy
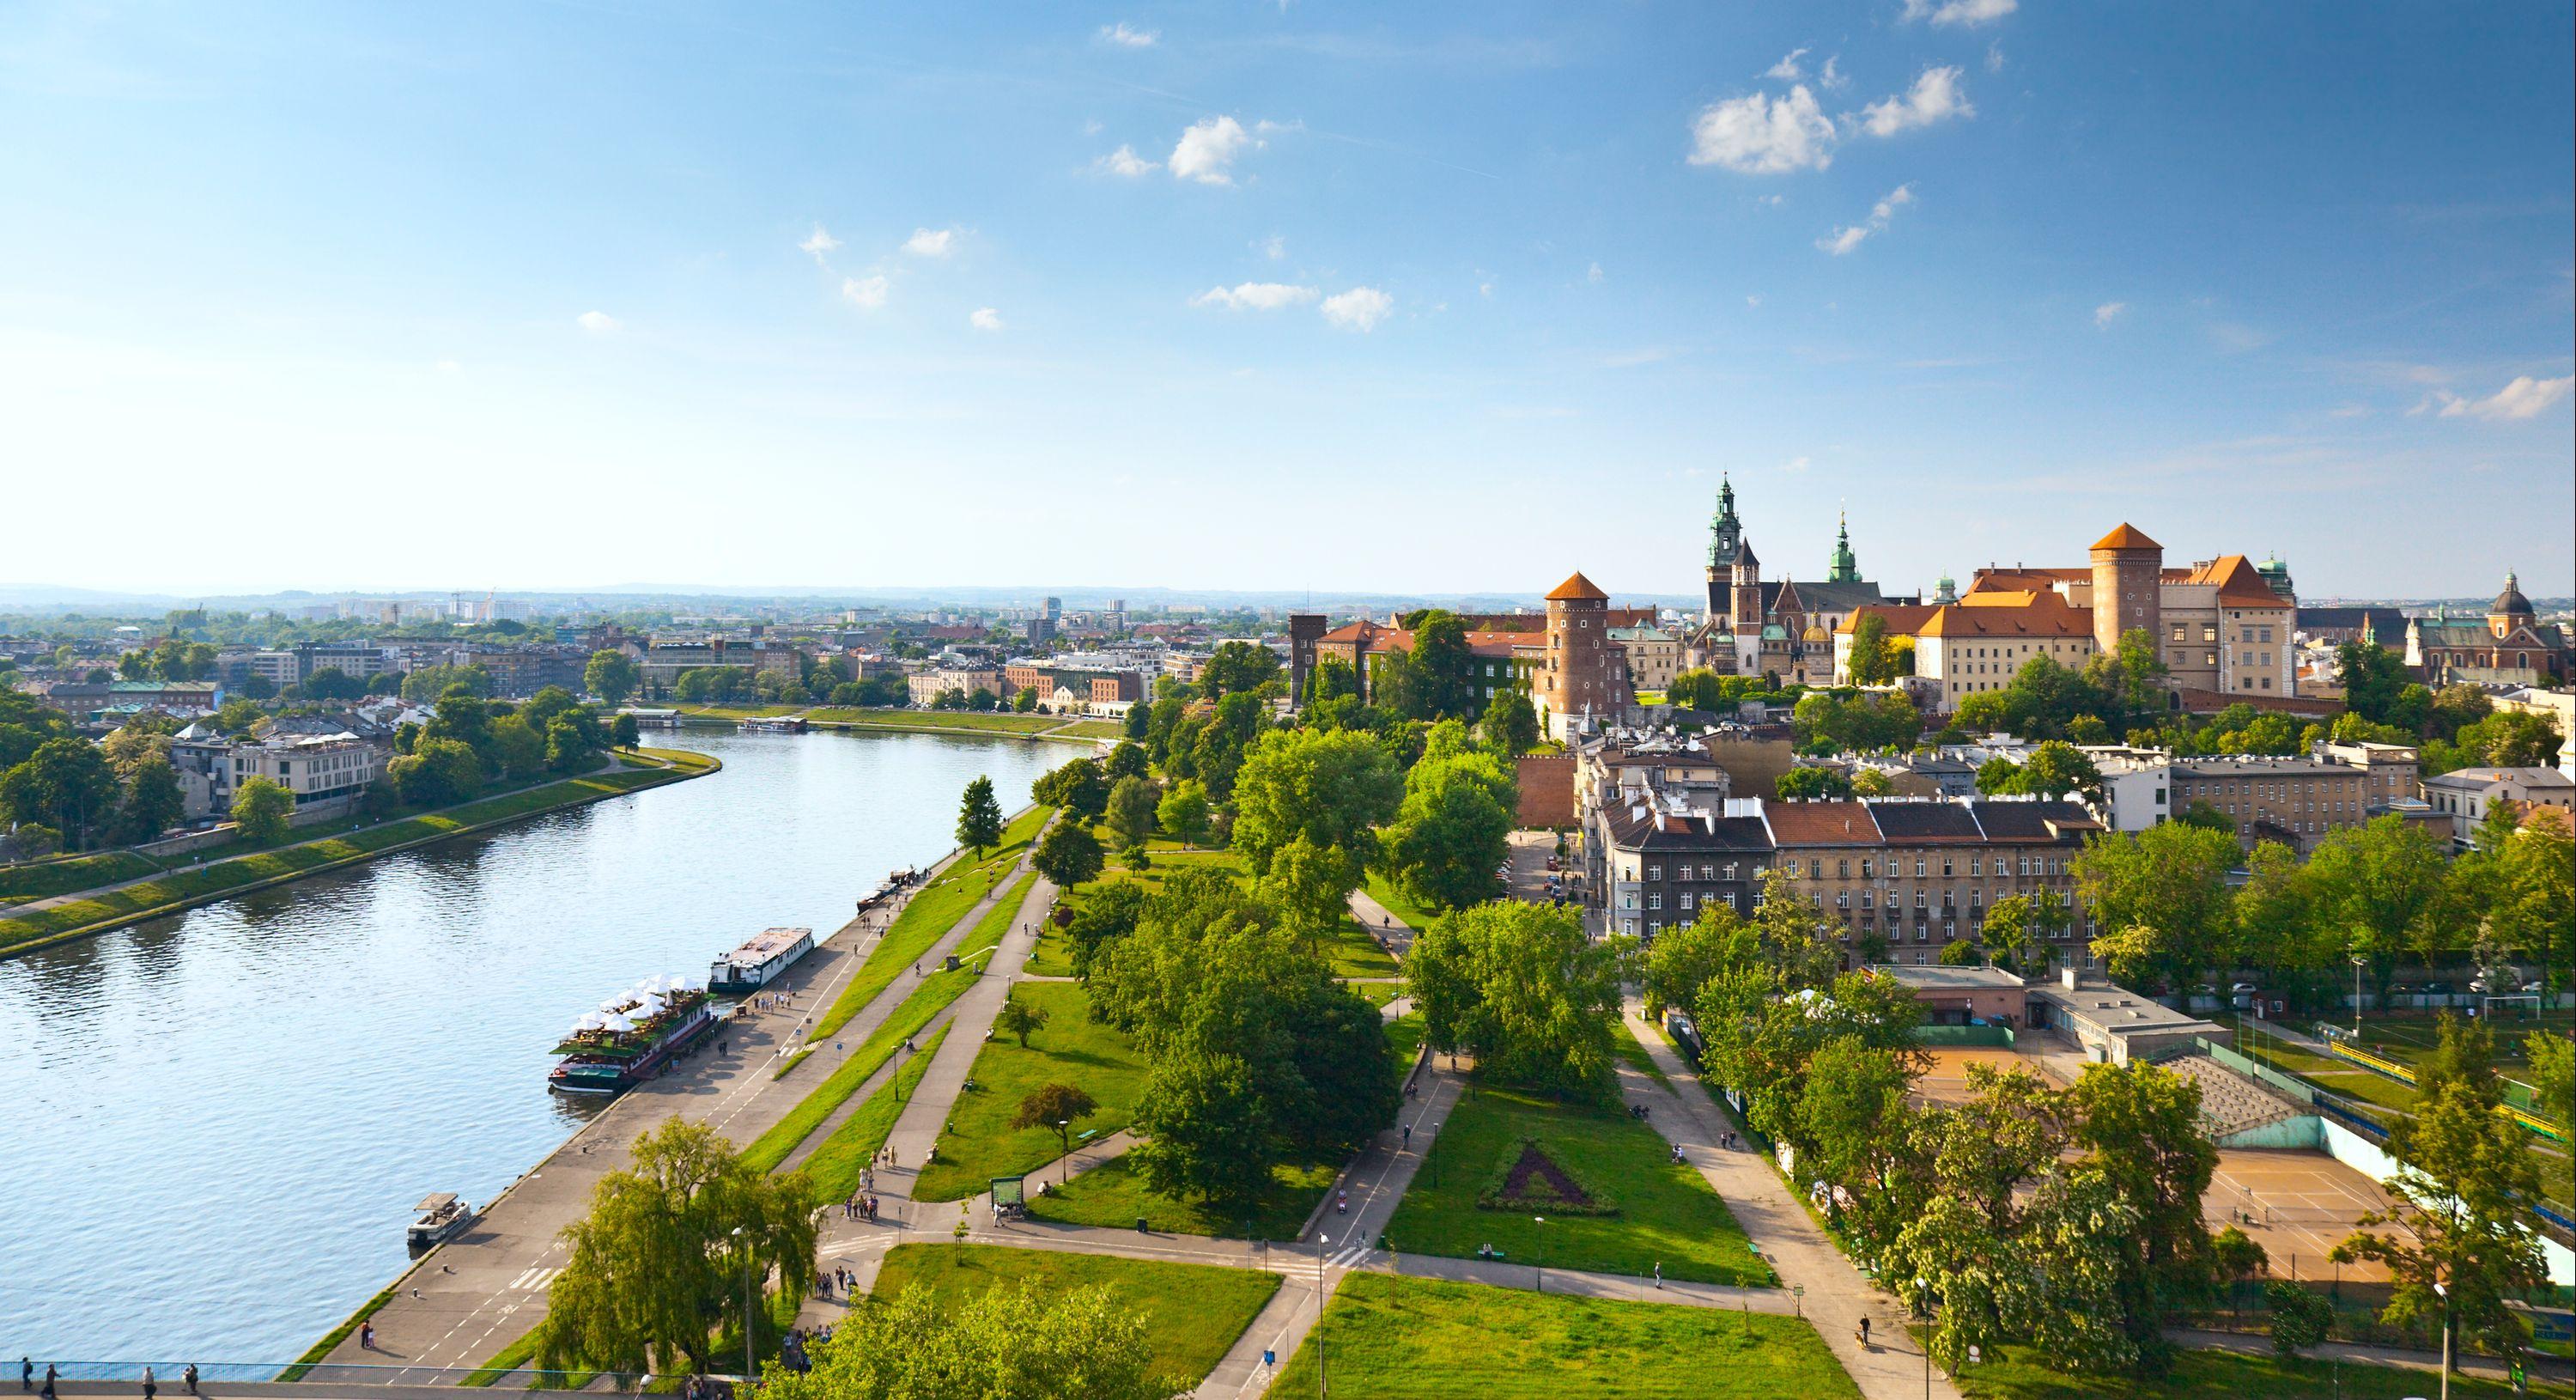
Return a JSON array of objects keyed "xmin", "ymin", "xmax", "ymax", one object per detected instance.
[
  {"xmin": 1406, "ymin": 902, "xmax": 1625, "ymax": 1100},
  {"xmin": 1229, "ymin": 728, "xmax": 1403, "ymax": 876},
  {"xmin": 1384, "ymin": 749, "xmax": 1517, "ymax": 912},
  {"xmin": 956, "ymin": 776, "xmax": 1005, "ymax": 857},
  {"xmin": 1033, "ymin": 819, "xmax": 1104, "ymax": 888}
]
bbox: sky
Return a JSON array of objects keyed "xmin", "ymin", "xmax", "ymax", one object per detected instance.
[{"xmin": 2, "ymin": 0, "xmax": 2570, "ymax": 603}]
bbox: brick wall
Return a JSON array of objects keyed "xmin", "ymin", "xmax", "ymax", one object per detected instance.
[{"xmin": 1516, "ymin": 754, "xmax": 1576, "ymax": 828}]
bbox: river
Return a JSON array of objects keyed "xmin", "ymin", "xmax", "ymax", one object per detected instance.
[{"xmin": 0, "ymin": 727, "xmax": 1068, "ymax": 1361}]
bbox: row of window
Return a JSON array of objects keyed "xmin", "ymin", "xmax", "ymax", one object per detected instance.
[{"xmin": 1643, "ymin": 853, "xmax": 2072, "ymax": 881}]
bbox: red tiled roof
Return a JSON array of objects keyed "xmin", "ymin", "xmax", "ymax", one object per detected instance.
[
  {"xmin": 1546, "ymin": 571, "xmax": 1609, "ymax": 601},
  {"xmin": 2092, "ymin": 523, "xmax": 2160, "ymax": 551},
  {"xmin": 1919, "ymin": 591, "xmax": 2093, "ymax": 638},
  {"xmin": 1763, "ymin": 800, "xmax": 1883, "ymax": 845}
]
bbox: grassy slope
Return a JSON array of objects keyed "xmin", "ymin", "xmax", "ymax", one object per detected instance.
[
  {"xmin": 914, "ymin": 982, "xmax": 1150, "ymax": 1201},
  {"xmin": 872, "ymin": 1243, "xmax": 1279, "ymax": 1394},
  {"xmin": 0, "ymin": 761, "xmax": 696, "ymax": 955},
  {"xmin": 1027, "ymin": 1150, "xmax": 1338, "ymax": 1240},
  {"xmin": 1612, "ymin": 1020, "xmax": 1674, "ymax": 1093},
  {"xmin": 811, "ymin": 809, "xmax": 1048, "ymax": 1038},
  {"xmin": 802, "ymin": 1022, "xmax": 951, "ymax": 1205},
  {"xmin": 1363, "ymin": 869, "xmax": 1442, "ymax": 930},
  {"xmin": 1384, "ymin": 1082, "xmax": 1771, "ymax": 1287},
  {"xmin": 1272, "ymin": 1271, "xmax": 1858, "ymax": 1400},
  {"xmin": 0, "ymin": 849, "xmax": 164, "ymax": 903},
  {"xmin": 743, "ymin": 957, "xmax": 987, "ymax": 1172},
  {"xmin": 1950, "ymin": 1342, "xmax": 2523, "ymax": 1400},
  {"xmin": 806, "ymin": 709, "xmax": 1065, "ymax": 735}
]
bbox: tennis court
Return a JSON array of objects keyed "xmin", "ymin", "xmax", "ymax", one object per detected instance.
[
  {"xmin": 2206, "ymin": 1147, "xmax": 2410, "ymax": 1281},
  {"xmin": 1912, "ymin": 1045, "xmax": 2067, "ymax": 1105}
]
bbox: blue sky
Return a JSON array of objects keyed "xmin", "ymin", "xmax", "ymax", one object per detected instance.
[{"xmin": 2, "ymin": 0, "xmax": 2569, "ymax": 602}]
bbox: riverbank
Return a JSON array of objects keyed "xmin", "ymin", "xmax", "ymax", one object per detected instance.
[
  {"xmin": 670, "ymin": 703, "xmax": 1117, "ymax": 745},
  {"xmin": 0, "ymin": 747, "xmax": 719, "ymax": 960}
]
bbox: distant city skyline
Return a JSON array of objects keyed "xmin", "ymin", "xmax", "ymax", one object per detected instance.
[{"xmin": 2, "ymin": 1, "xmax": 2569, "ymax": 598}]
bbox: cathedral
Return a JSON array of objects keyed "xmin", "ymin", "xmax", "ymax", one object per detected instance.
[{"xmin": 1686, "ymin": 476, "xmax": 1917, "ymax": 685}]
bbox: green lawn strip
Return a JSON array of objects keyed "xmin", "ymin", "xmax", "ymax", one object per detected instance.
[
  {"xmin": 1025, "ymin": 1151, "xmax": 1336, "ymax": 1239},
  {"xmin": 744, "ymin": 958, "xmax": 989, "ymax": 1172},
  {"xmin": 1386, "ymin": 1010, "xmax": 1427, "ymax": 1094},
  {"xmin": 965, "ymin": 870, "xmax": 1038, "ymax": 953},
  {"xmin": 1612, "ymin": 1021, "xmax": 1674, "ymax": 1093},
  {"xmin": 804, "ymin": 708, "xmax": 1064, "ymax": 735},
  {"xmin": 1272, "ymin": 1271, "xmax": 1857, "ymax": 1400},
  {"xmin": 914, "ymin": 982, "xmax": 1151, "ymax": 1201},
  {"xmin": 1320, "ymin": 916, "xmax": 1402, "ymax": 977},
  {"xmin": 1363, "ymin": 870, "xmax": 1441, "ymax": 930},
  {"xmin": 0, "ymin": 849, "xmax": 165, "ymax": 903},
  {"xmin": 0, "ymin": 764, "xmax": 693, "ymax": 954},
  {"xmin": 275, "ymin": 1286, "xmax": 396, "ymax": 1380},
  {"xmin": 1022, "ymin": 927, "xmax": 1078, "ymax": 977},
  {"xmin": 872, "ymin": 1243, "xmax": 1278, "ymax": 1394},
  {"xmin": 1947, "ymin": 1340, "xmax": 2522, "ymax": 1400},
  {"xmin": 1051, "ymin": 720, "xmax": 1126, "ymax": 739},
  {"xmin": 1385, "ymin": 1081, "xmax": 1771, "ymax": 1286},
  {"xmin": 811, "ymin": 819, "xmax": 1043, "ymax": 1039},
  {"xmin": 1352, "ymin": 980, "xmax": 1404, "ymax": 1008},
  {"xmin": 802, "ymin": 1022, "xmax": 952, "ymax": 1205}
]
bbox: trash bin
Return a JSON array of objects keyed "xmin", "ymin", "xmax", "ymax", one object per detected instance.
[
  {"xmin": 1263, "ymin": 1350, "xmax": 1275, "ymax": 1367},
  {"xmin": 1136, "ymin": 1216, "xmax": 1149, "ymax": 1233}
]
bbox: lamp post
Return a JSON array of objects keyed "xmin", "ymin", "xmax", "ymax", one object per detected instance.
[
  {"xmin": 1427, "ymin": 1121, "xmax": 1442, "ymax": 1190},
  {"xmin": 1914, "ymin": 1276, "xmax": 1934, "ymax": 1400},
  {"xmin": 2350, "ymin": 952, "xmax": 2366, "ymax": 1038},
  {"xmin": 732, "ymin": 1226, "xmax": 753, "ymax": 1381},
  {"xmin": 1315, "ymin": 1233, "xmax": 1330, "ymax": 1398},
  {"xmin": 2435, "ymin": 1280, "xmax": 2450, "ymax": 1400},
  {"xmin": 1057, "ymin": 1119, "xmax": 1071, "ymax": 1187},
  {"xmin": 1534, "ymin": 1216, "xmax": 1546, "ymax": 1293}
]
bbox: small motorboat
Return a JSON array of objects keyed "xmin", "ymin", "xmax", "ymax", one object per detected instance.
[{"xmin": 409, "ymin": 1192, "xmax": 477, "ymax": 1251}]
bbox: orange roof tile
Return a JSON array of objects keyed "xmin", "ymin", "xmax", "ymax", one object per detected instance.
[
  {"xmin": 1919, "ymin": 591, "xmax": 2093, "ymax": 638},
  {"xmin": 2180, "ymin": 554, "xmax": 2290, "ymax": 608},
  {"xmin": 1546, "ymin": 570, "xmax": 1609, "ymax": 601},
  {"xmin": 2091, "ymin": 522, "xmax": 2161, "ymax": 551}
]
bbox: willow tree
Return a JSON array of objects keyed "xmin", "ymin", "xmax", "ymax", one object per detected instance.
[{"xmin": 536, "ymin": 1118, "xmax": 816, "ymax": 1378}]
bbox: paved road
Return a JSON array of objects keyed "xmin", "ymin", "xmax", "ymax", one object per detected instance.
[{"xmin": 314, "ymin": 819, "xmax": 1042, "ymax": 1380}]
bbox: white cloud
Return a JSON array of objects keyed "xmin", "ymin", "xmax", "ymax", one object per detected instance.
[
  {"xmin": 575, "ymin": 311, "xmax": 620, "ymax": 334},
  {"xmin": 902, "ymin": 227, "xmax": 957, "ymax": 258},
  {"xmin": 1984, "ymin": 41, "xmax": 2006, "ymax": 73},
  {"xmin": 1765, "ymin": 48, "xmax": 1808, "ymax": 81},
  {"xmin": 1817, "ymin": 184, "xmax": 1913, "ymax": 255},
  {"xmin": 1478, "ymin": 281, "xmax": 1494, "ymax": 297},
  {"xmin": 1193, "ymin": 282, "xmax": 1317, "ymax": 311},
  {"xmin": 1903, "ymin": 0, "xmax": 2018, "ymax": 27},
  {"xmin": 2435, "ymin": 374, "xmax": 2574, "ymax": 421},
  {"xmin": 969, "ymin": 307, "xmax": 1004, "ymax": 332},
  {"xmin": 799, "ymin": 225, "xmax": 841, "ymax": 259},
  {"xmin": 1097, "ymin": 21, "xmax": 1157, "ymax": 47},
  {"xmin": 841, "ymin": 276, "xmax": 889, "ymax": 309},
  {"xmin": 1820, "ymin": 55, "xmax": 1848, "ymax": 90},
  {"xmin": 1688, "ymin": 85, "xmax": 1834, "ymax": 173},
  {"xmin": 1321, "ymin": 286, "xmax": 1394, "ymax": 332},
  {"xmin": 1588, "ymin": 262, "xmax": 1605, "ymax": 284},
  {"xmin": 2094, "ymin": 301, "xmax": 2128, "ymax": 327},
  {"xmin": 1256, "ymin": 234, "xmax": 1286, "ymax": 259},
  {"xmin": 1746, "ymin": 294, "xmax": 1762, "ymax": 307},
  {"xmin": 1096, "ymin": 144, "xmax": 1157, "ymax": 177},
  {"xmin": 1170, "ymin": 115, "xmax": 1259, "ymax": 186},
  {"xmin": 1783, "ymin": 455, "xmax": 1812, "ymax": 473},
  {"xmin": 1858, "ymin": 66, "xmax": 1972, "ymax": 137}
]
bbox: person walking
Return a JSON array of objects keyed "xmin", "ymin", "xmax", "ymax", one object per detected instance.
[
  {"xmin": 21, "ymin": 1357, "xmax": 31, "ymax": 1391},
  {"xmin": 142, "ymin": 1366, "xmax": 155, "ymax": 1400},
  {"xmin": 1857, "ymin": 1316, "xmax": 1870, "ymax": 1348},
  {"xmin": 39, "ymin": 1367, "xmax": 55, "ymax": 1400},
  {"xmin": 1652, "ymin": 1262, "xmax": 1662, "ymax": 1289},
  {"xmin": 360, "ymin": 1321, "xmax": 374, "ymax": 1352},
  {"xmin": 182, "ymin": 1366, "xmax": 197, "ymax": 1397}
]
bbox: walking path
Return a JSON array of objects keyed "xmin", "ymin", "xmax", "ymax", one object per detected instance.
[
  {"xmin": 1617, "ymin": 1001, "xmax": 1963, "ymax": 1400},
  {"xmin": 314, "ymin": 814, "xmax": 1045, "ymax": 1381}
]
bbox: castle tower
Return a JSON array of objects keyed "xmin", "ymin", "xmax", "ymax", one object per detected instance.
[
  {"xmin": 2488, "ymin": 569, "xmax": 2534, "ymax": 639},
  {"xmin": 1827, "ymin": 513, "xmax": 1858, "ymax": 583},
  {"xmin": 1542, "ymin": 569, "xmax": 1625, "ymax": 737},
  {"xmin": 1705, "ymin": 476, "xmax": 1746, "ymax": 621},
  {"xmin": 2087, "ymin": 523, "xmax": 2164, "ymax": 656}
]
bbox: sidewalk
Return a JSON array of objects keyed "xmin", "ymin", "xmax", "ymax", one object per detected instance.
[{"xmin": 1617, "ymin": 1001, "xmax": 1963, "ymax": 1400}]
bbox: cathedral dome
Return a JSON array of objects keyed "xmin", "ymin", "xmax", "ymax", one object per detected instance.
[{"xmin": 2491, "ymin": 569, "xmax": 2534, "ymax": 619}]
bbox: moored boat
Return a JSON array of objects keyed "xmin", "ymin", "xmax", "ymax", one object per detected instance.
[
  {"xmin": 408, "ymin": 1192, "xmax": 477, "ymax": 1251},
  {"xmin": 549, "ymin": 975, "xmax": 715, "ymax": 1095},
  {"xmin": 708, "ymin": 926, "xmax": 816, "ymax": 995}
]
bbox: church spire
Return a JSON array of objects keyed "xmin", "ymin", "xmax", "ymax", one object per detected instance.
[
  {"xmin": 1827, "ymin": 511, "xmax": 1858, "ymax": 583},
  {"xmin": 1709, "ymin": 473, "xmax": 1746, "ymax": 569}
]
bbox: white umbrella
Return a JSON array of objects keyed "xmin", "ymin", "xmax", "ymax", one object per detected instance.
[{"xmin": 604, "ymin": 1013, "xmax": 636, "ymax": 1033}]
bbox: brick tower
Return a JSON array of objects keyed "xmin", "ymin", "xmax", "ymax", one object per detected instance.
[
  {"xmin": 1542, "ymin": 569, "xmax": 1625, "ymax": 738},
  {"xmin": 2088, "ymin": 523, "xmax": 2164, "ymax": 656}
]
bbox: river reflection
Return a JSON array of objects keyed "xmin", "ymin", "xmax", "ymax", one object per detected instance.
[{"xmin": 0, "ymin": 727, "xmax": 1066, "ymax": 1360}]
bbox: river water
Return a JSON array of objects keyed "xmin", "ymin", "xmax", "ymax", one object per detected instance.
[{"xmin": 0, "ymin": 727, "xmax": 1066, "ymax": 1361}]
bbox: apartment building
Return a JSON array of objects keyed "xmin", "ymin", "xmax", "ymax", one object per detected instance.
[
  {"xmin": 2166, "ymin": 755, "xmax": 2368, "ymax": 854},
  {"xmin": 1765, "ymin": 798, "xmax": 2100, "ymax": 966},
  {"xmin": 2420, "ymin": 766, "xmax": 2576, "ymax": 849},
  {"xmin": 1598, "ymin": 798, "xmax": 1772, "ymax": 942}
]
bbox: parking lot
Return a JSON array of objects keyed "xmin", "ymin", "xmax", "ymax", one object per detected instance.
[{"xmin": 1504, "ymin": 829, "xmax": 1573, "ymax": 907}]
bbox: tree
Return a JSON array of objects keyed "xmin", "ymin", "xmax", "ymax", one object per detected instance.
[
  {"xmin": 234, "ymin": 672, "xmax": 278, "ymax": 701},
  {"xmin": 956, "ymin": 776, "xmax": 1005, "ymax": 858},
  {"xmin": 1847, "ymin": 612, "xmax": 1897, "ymax": 685},
  {"xmin": 214, "ymin": 697, "xmax": 265, "ymax": 734},
  {"xmin": 583, "ymin": 649, "xmax": 640, "ymax": 707},
  {"xmin": 2174, "ymin": 800, "xmax": 2236, "ymax": 834},
  {"xmin": 1406, "ymin": 902, "xmax": 1624, "ymax": 1100},
  {"xmin": 1256, "ymin": 835, "xmax": 1360, "ymax": 958},
  {"xmin": 536, "ymin": 1118, "xmax": 814, "ymax": 1378},
  {"xmin": 1032, "ymin": 757, "xmax": 1109, "ymax": 821},
  {"xmin": 1850, "ymin": 767, "xmax": 1893, "ymax": 797},
  {"xmin": 1012, "ymin": 1081, "xmax": 1096, "ymax": 1164},
  {"xmin": 2524, "ymin": 1031, "xmax": 2573, "ymax": 1128},
  {"xmin": 1385, "ymin": 749, "xmax": 1516, "ymax": 912},
  {"xmin": 965, "ymin": 687, "xmax": 999, "ymax": 712},
  {"xmin": 2067, "ymin": 1061, "xmax": 2220, "ymax": 1371},
  {"xmin": 1936, "ymin": 936, "xmax": 1982, "ymax": 966},
  {"xmin": 1033, "ymin": 820, "xmax": 1103, "ymax": 887},
  {"xmin": 606, "ymin": 713, "xmax": 641, "ymax": 750},
  {"xmin": 1132, "ymin": 1049, "xmax": 1278, "ymax": 1214},
  {"xmin": 1978, "ymin": 892, "xmax": 2050, "ymax": 975},
  {"xmin": 1479, "ymin": 685, "xmax": 1540, "ymax": 758},
  {"xmin": 767, "ymin": 1278, "xmax": 1161, "ymax": 1400},
  {"xmin": 994, "ymin": 997, "xmax": 1054, "ymax": 1050},
  {"xmin": 2337, "ymin": 641, "xmax": 2411, "ymax": 726},
  {"xmin": 1103, "ymin": 775, "xmax": 1157, "ymax": 849},
  {"xmin": 2266, "ymin": 1280, "xmax": 2334, "ymax": 1356},
  {"xmin": 113, "ymin": 757, "xmax": 185, "ymax": 844},
  {"xmin": 1103, "ymin": 740, "xmax": 1149, "ymax": 782},
  {"xmin": 1795, "ymin": 1034, "xmax": 1923, "ymax": 1258},
  {"xmin": 98, "ymin": 724, "xmax": 172, "ymax": 782},
  {"xmin": 389, "ymin": 736, "xmax": 483, "ymax": 807},
  {"xmin": 1012, "ymin": 686, "xmax": 1039, "ymax": 713},
  {"xmin": 1154, "ymin": 780, "xmax": 1212, "ymax": 849},
  {"xmin": 487, "ymin": 714, "xmax": 549, "ymax": 781},
  {"xmin": 230, "ymin": 776, "xmax": 296, "ymax": 844},
  {"xmin": 2071, "ymin": 823, "xmax": 2239, "ymax": 990},
  {"xmin": 1200, "ymin": 640, "xmax": 1282, "ymax": 700},
  {"xmin": 301, "ymin": 667, "xmax": 367, "ymax": 701},
  {"xmin": 1639, "ymin": 900, "xmax": 1753, "ymax": 1017},
  {"xmin": 2016, "ymin": 741, "xmax": 2103, "ymax": 800},
  {"xmin": 1121, "ymin": 703, "xmax": 1151, "ymax": 740},
  {"xmin": 1229, "ymin": 729, "xmax": 1403, "ymax": 876},
  {"xmin": 0, "ymin": 736, "xmax": 121, "ymax": 848},
  {"xmin": 1403, "ymin": 611, "xmax": 1479, "ymax": 720},
  {"xmin": 1776, "ymin": 765, "xmax": 1853, "ymax": 800},
  {"xmin": 2304, "ymin": 815, "xmax": 2456, "ymax": 976}
]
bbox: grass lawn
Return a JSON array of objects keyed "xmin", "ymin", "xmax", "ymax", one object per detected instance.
[
  {"xmin": 2348, "ymin": 1009, "xmax": 2573, "ymax": 1074},
  {"xmin": 1106, "ymin": 847, "xmax": 1250, "ymax": 881},
  {"xmin": 1319, "ymin": 916, "xmax": 1402, "ymax": 977},
  {"xmin": 1023, "ymin": 926, "xmax": 1079, "ymax": 977},
  {"xmin": 1051, "ymin": 719, "xmax": 1127, "ymax": 739},
  {"xmin": 0, "ymin": 849, "xmax": 165, "ymax": 904},
  {"xmin": 1385, "ymin": 1081, "xmax": 1771, "ymax": 1287},
  {"xmin": 672, "ymin": 703, "xmax": 806, "ymax": 719},
  {"xmin": 806, "ymin": 708, "xmax": 1066, "ymax": 735},
  {"xmin": 1613, "ymin": 1021, "xmax": 1674, "ymax": 1093},
  {"xmin": 1386, "ymin": 1010, "xmax": 1427, "ymax": 1093},
  {"xmin": 1363, "ymin": 870, "xmax": 1443, "ymax": 930},
  {"xmin": 2222, "ymin": 1024, "xmax": 2423, "ymax": 1119},
  {"xmin": 1272, "ymin": 1271, "xmax": 1857, "ymax": 1399},
  {"xmin": 801, "ymin": 1022, "xmax": 951, "ymax": 1205},
  {"xmin": 811, "ymin": 812, "xmax": 1046, "ymax": 1039},
  {"xmin": 1026, "ymin": 1151, "xmax": 1338, "ymax": 1239},
  {"xmin": 0, "ymin": 760, "xmax": 698, "ymax": 957},
  {"xmin": 914, "ymin": 982, "xmax": 1151, "ymax": 1201},
  {"xmin": 873, "ymin": 1243, "xmax": 1278, "ymax": 1393},
  {"xmin": 1949, "ymin": 1342, "xmax": 2524, "ymax": 1399},
  {"xmin": 1352, "ymin": 980, "xmax": 1404, "ymax": 1008},
  {"xmin": 744, "ymin": 956, "xmax": 991, "ymax": 1171}
]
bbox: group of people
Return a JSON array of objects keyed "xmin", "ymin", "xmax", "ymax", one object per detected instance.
[
  {"xmin": 21, "ymin": 1361, "xmax": 197, "ymax": 1399},
  {"xmin": 839, "ymin": 1193, "xmax": 881, "ymax": 1222},
  {"xmin": 819, "ymin": 1264, "xmax": 861, "ymax": 1298},
  {"xmin": 678, "ymin": 1374, "xmax": 731, "ymax": 1400}
]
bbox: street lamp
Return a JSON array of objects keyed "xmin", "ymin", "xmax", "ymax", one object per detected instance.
[
  {"xmin": 1315, "ymin": 1233, "xmax": 1330, "ymax": 1399},
  {"xmin": 1534, "ymin": 1216, "xmax": 1546, "ymax": 1293},
  {"xmin": 2434, "ymin": 1280, "xmax": 2450, "ymax": 1400},
  {"xmin": 1427, "ymin": 1121, "xmax": 1442, "ymax": 1190},
  {"xmin": 1056, "ymin": 1119, "xmax": 1071, "ymax": 1187},
  {"xmin": 732, "ymin": 1225, "xmax": 753, "ymax": 1381},
  {"xmin": 1914, "ymin": 1276, "xmax": 1933, "ymax": 1400},
  {"xmin": 2349, "ymin": 953, "xmax": 2367, "ymax": 1038}
]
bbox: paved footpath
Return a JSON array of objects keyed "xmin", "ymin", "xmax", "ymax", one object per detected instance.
[
  {"xmin": 316, "ymin": 820, "xmax": 1045, "ymax": 1380},
  {"xmin": 1617, "ymin": 1001, "xmax": 1963, "ymax": 1400}
]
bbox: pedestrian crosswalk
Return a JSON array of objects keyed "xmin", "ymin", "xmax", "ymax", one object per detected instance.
[
  {"xmin": 508, "ymin": 1264, "xmax": 563, "ymax": 1292},
  {"xmin": 1323, "ymin": 1245, "xmax": 1372, "ymax": 1270}
]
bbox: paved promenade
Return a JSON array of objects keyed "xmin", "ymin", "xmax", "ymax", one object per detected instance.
[{"xmin": 313, "ymin": 821, "xmax": 1046, "ymax": 1380}]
